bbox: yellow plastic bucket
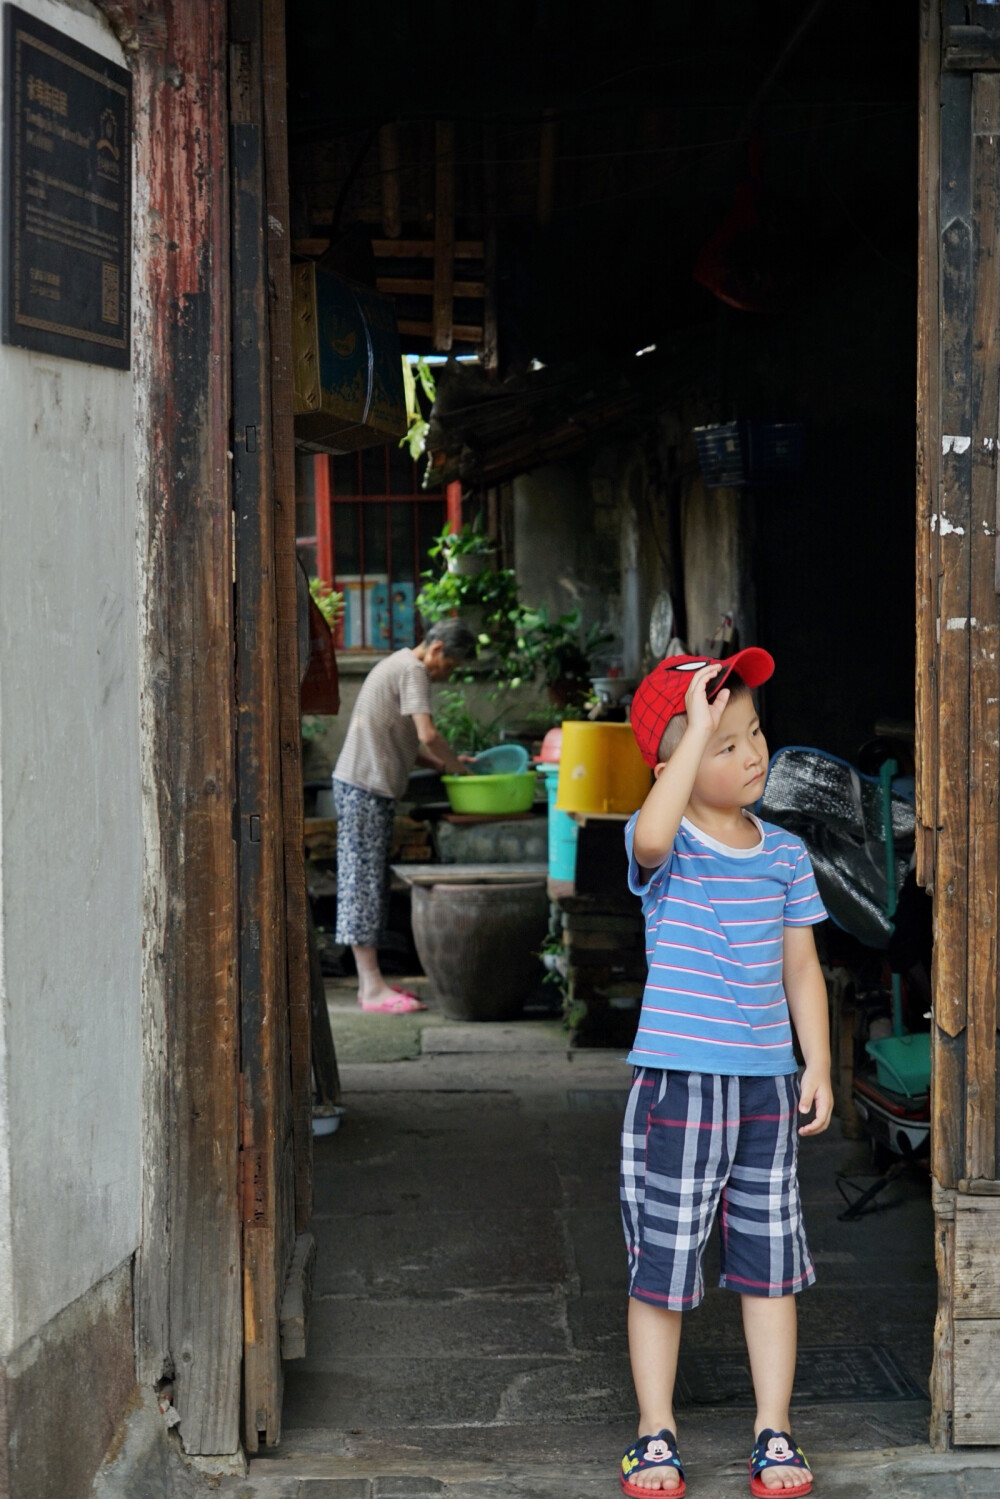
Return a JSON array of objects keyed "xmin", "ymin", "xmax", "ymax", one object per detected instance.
[{"xmin": 555, "ymin": 722, "xmax": 652, "ymax": 815}]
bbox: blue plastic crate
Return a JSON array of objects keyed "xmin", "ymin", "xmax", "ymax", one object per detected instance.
[{"xmin": 694, "ymin": 421, "xmax": 805, "ymax": 488}]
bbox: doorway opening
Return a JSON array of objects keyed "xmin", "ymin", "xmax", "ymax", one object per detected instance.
[{"xmin": 280, "ymin": 0, "xmax": 931, "ymax": 1469}]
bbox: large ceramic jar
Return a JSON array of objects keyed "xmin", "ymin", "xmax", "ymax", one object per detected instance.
[{"xmin": 410, "ymin": 880, "xmax": 549, "ymax": 1021}]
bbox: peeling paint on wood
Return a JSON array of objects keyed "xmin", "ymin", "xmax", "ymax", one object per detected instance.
[{"xmin": 130, "ymin": 0, "xmax": 242, "ymax": 1457}]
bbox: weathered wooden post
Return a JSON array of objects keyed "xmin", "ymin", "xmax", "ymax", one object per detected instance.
[{"xmin": 919, "ymin": 0, "xmax": 1000, "ymax": 1449}]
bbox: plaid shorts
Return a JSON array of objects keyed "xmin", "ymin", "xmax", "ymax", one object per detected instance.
[{"xmin": 620, "ymin": 1068, "xmax": 815, "ymax": 1309}]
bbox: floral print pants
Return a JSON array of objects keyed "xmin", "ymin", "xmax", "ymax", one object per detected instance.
[{"xmin": 333, "ymin": 779, "xmax": 395, "ymax": 946}]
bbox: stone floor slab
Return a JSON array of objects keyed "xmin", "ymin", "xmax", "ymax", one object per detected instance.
[
  {"xmin": 372, "ymin": 1479, "xmax": 444, "ymax": 1498},
  {"xmin": 336, "ymin": 1053, "xmax": 628, "ymax": 1096},
  {"xmin": 255, "ymin": 1021, "xmax": 962, "ymax": 1499},
  {"xmin": 284, "ymin": 1360, "xmax": 549, "ymax": 1429},
  {"xmin": 301, "ymin": 1484, "xmax": 372, "ymax": 1499},
  {"xmin": 303, "ymin": 1292, "xmax": 569, "ymax": 1367},
  {"xmin": 421, "ymin": 1023, "xmax": 567, "ymax": 1055},
  {"xmin": 313, "ymin": 1153, "xmax": 562, "ymax": 1219},
  {"xmin": 565, "ymin": 1207, "xmax": 630, "ymax": 1293},
  {"xmin": 310, "ymin": 1208, "xmax": 569, "ymax": 1296}
]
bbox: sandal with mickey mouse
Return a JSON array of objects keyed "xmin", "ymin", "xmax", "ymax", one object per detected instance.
[
  {"xmin": 620, "ymin": 1429, "xmax": 686, "ymax": 1497},
  {"xmin": 748, "ymin": 1429, "xmax": 812, "ymax": 1497}
]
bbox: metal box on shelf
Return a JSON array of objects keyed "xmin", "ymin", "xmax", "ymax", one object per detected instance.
[{"xmin": 291, "ymin": 262, "xmax": 406, "ymax": 452}]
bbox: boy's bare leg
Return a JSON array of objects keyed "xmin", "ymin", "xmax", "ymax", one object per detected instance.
[
  {"xmin": 742, "ymin": 1294, "xmax": 803, "ymax": 1490},
  {"xmin": 627, "ymin": 1298, "xmax": 683, "ymax": 1491}
]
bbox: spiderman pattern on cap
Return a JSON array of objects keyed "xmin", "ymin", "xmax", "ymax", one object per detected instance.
[{"xmin": 629, "ymin": 648, "xmax": 775, "ymax": 768}]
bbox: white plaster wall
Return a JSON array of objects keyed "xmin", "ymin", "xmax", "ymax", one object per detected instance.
[{"xmin": 0, "ymin": 0, "xmax": 141, "ymax": 1353}]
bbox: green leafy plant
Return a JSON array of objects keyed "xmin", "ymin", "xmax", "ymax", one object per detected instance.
[
  {"xmin": 431, "ymin": 688, "xmax": 509, "ymax": 753},
  {"xmin": 301, "ymin": 713, "xmax": 327, "ymax": 743},
  {"xmin": 401, "ymin": 357, "xmax": 437, "ymax": 461},
  {"xmin": 417, "ymin": 523, "xmax": 614, "ymax": 696},
  {"xmin": 428, "ymin": 514, "xmax": 496, "ymax": 561},
  {"xmin": 539, "ymin": 931, "xmax": 568, "ymax": 985},
  {"xmin": 513, "ymin": 700, "xmax": 588, "ymax": 731},
  {"xmin": 514, "ymin": 608, "xmax": 614, "ymax": 705},
  {"xmin": 416, "ymin": 527, "xmax": 523, "ymax": 676},
  {"xmin": 417, "ymin": 564, "xmax": 520, "ymax": 625},
  {"xmin": 309, "ymin": 576, "xmax": 344, "ymax": 629}
]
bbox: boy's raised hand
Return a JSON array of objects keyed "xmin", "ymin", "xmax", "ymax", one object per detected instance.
[{"xmin": 684, "ymin": 662, "xmax": 729, "ymax": 736}]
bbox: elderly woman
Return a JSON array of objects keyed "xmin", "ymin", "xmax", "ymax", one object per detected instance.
[{"xmin": 332, "ymin": 619, "xmax": 476, "ymax": 1013}]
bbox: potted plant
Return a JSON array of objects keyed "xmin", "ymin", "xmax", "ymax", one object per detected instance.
[
  {"xmin": 428, "ymin": 515, "xmax": 497, "ymax": 577},
  {"xmin": 514, "ymin": 607, "xmax": 614, "ymax": 708},
  {"xmin": 416, "ymin": 527, "xmax": 521, "ymax": 666}
]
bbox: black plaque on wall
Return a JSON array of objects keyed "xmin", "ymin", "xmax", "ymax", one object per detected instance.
[{"xmin": 2, "ymin": 5, "xmax": 131, "ymax": 368}]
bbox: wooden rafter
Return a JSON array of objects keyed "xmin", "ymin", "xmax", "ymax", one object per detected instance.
[{"xmin": 432, "ymin": 120, "xmax": 456, "ymax": 351}]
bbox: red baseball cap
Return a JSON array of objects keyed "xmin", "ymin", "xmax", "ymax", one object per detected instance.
[{"xmin": 630, "ymin": 648, "xmax": 775, "ymax": 767}]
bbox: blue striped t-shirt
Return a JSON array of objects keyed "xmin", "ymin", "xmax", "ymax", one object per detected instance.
[{"xmin": 624, "ymin": 812, "xmax": 827, "ymax": 1076}]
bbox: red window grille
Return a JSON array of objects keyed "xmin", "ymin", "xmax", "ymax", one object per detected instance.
[{"xmin": 295, "ymin": 448, "xmax": 451, "ymax": 651}]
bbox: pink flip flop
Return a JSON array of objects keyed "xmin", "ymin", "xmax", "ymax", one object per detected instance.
[{"xmin": 359, "ymin": 990, "xmax": 426, "ymax": 1014}]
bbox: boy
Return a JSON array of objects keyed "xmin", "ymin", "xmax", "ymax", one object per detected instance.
[{"xmin": 619, "ymin": 650, "xmax": 832, "ymax": 1499}]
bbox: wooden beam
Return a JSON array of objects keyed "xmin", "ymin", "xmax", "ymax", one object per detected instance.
[
  {"xmin": 953, "ymin": 1322, "xmax": 1000, "ymax": 1442},
  {"xmin": 376, "ymin": 277, "xmax": 484, "ymax": 299},
  {"xmin": 930, "ymin": 1179, "xmax": 955, "ymax": 1452},
  {"xmin": 231, "ymin": 0, "xmax": 297, "ymax": 1452},
  {"xmin": 291, "ymin": 237, "xmax": 329, "ymax": 257},
  {"xmin": 433, "ymin": 121, "xmax": 455, "ymax": 352},
  {"xmin": 965, "ymin": 71, "xmax": 1000, "ymax": 1184},
  {"xmin": 379, "ymin": 123, "xmax": 402, "ymax": 239},
  {"xmin": 446, "ymin": 480, "xmax": 463, "ymax": 533},
  {"xmin": 131, "ymin": 0, "xmax": 242, "ymax": 1453},
  {"xmin": 314, "ymin": 455, "xmax": 334, "ymax": 584},
  {"xmin": 371, "ymin": 238, "xmax": 484, "ymax": 259},
  {"xmin": 916, "ymin": 0, "xmax": 941, "ymax": 894},
  {"xmin": 263, "ymin": 0, "xmax": 313, "ymax": 1240},
  {"xmin": 945, "ymin": 25, "xmax": 1000, "ymax": 72},
  {"xmin": 397, "ymin": 319, "xmax": 483, "ymax": 343},
  {"xmin": 482, "ymin": 117, "xmax": 499, "ymax": 373},
  {"xmin": 933, "ymin": 60, "xmax": 974, "ymax": 1144},
  {"xmin": 955, "ymin": 1197, "xmax": 1000, "ymax": 1316},
  {"xmin": 278, "ymin": 1232, "xmax": 316, "ymax": 1360}
]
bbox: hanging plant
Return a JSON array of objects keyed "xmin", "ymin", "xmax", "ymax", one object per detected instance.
[
  {"xmin": 309, "ymin": 576, "xmax": 344, "ymax": 629},
  {"xmin": 400, "ymin": 357, "xmax": 437, "ymax": 462},
  {"xmin": 416, "ymin": 520, "xmax": 522, "ymax": 677}
]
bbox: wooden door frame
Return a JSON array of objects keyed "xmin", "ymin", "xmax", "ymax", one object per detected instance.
[
  {"xmin": 121, "ymin": 0, "xmax": 244, "ymax": 1456},
  {"xmin": 231, "ymin": 0, "xmax": 312, "ymax": 1453},
  {"xmin": 919, "ymin": 0, "xmax": 1000, "ymax": 1450},
  {"xmin": 100, "ymin": 0, "xmax": 310, "ymax": 1456},
  {"xmin": 263, "ymin": 0, "xmax": 314, "ymax": 1254}
]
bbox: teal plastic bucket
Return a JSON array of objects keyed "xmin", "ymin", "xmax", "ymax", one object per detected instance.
[
  {"xmin": 540, "ymin": 763, "xmax": 578, "ymax": 881},
  {"xmin": 864, "ymin": 1032, "xmax": 931, "ymax": 1097}
]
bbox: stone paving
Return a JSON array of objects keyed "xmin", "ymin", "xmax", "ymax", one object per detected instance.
[{"xmin": 220, "ymin": 995, "xmax": 999, "ymax": 1499}]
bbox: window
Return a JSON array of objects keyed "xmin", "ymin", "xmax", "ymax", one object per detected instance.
[{"xmin": 296, "ymin": 448, "xmax": 446, "ymax": 651}]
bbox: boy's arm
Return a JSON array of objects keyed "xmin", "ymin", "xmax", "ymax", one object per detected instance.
[
  {"xmin": 783, "ymin": 924, "xmax": 833, "ymax": 1137},
  {"xmin": 631, "ymin": 662, "xmax": 728, "ymax": 868}
]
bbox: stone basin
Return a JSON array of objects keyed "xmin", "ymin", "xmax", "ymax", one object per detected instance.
[{"xmin": 409, "ymin": 879, "xmax": 549, "ymax": 1022}]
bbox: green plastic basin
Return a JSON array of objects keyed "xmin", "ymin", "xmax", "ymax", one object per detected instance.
[{"xmin": 441, "ymin": 771, "xmax": 538, "ymax": 815}]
